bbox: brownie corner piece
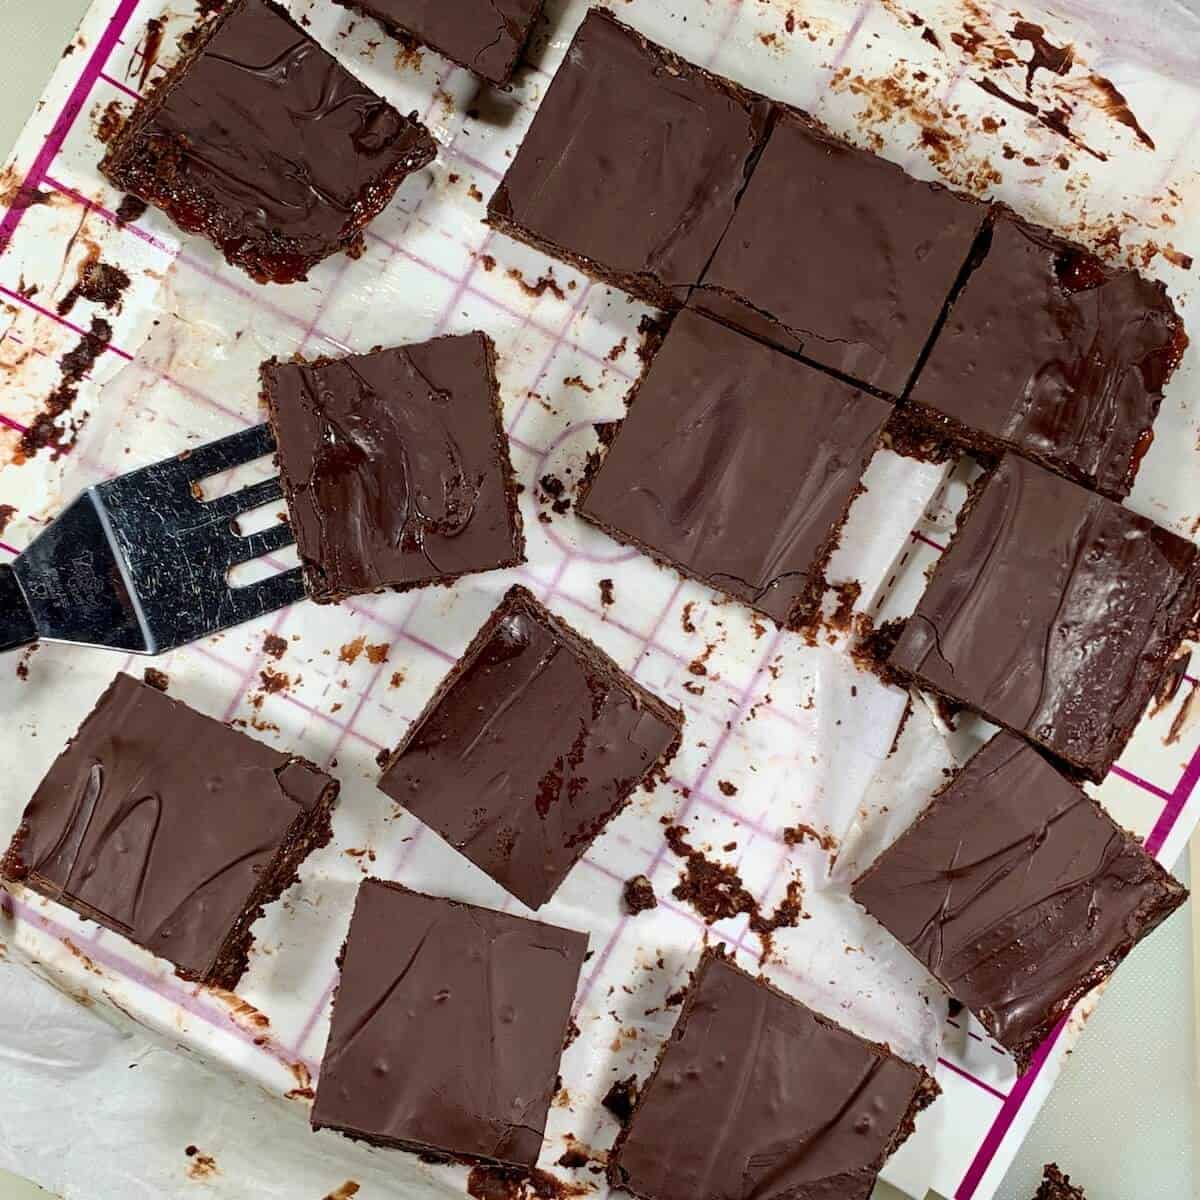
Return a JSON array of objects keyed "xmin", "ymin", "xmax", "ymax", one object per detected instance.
[
  {"xmin": 486, "ymin": 7, "xmax": 770, "ymax": 308},
  {"xmin": 311, "ymin": 879, "xmax": 587, "ymax": 1167},
  {"xmin": 852, "ymin": 732, "xmax": 1187, "ymax": 1074},
  {"xmin": 692, "ymin": 106, "xmax": 988, "ymax": 396},
  {"xmin": 100, "ymin": 0, "xmax": 436, "ymax": 284},
  {"xmin": 264, "ymin": 331, "xmax": 524, "ymax": 604},
  {"xmin": 2, "ymin": 672, "xmax": 338, "ymax": 989},
  {"xmin": 378, "ymin": 584, "xmax": 682, "ymax": 909},
  {"xmin": 338, "ymin": 0, "xmax": 545, "ymax": 87},
  {"xmin": 608, "ymin": 947, "xmax": 936, "ymax": 1200},
  {"xmin": 888, "ymin": 453, "xmax": 1200, "ymax": 780},
  {"xmin": 908, "ymin": 210, "xmax": 1188, "ymax": 499},
  {"xmin": 577, "ymin": 308, "xmax": 892, "ymax": 630}
]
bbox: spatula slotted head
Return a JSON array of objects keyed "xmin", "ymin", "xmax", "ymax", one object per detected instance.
[{"xmin": 12, "ymin": 424, "xmax": 305, "ymax": 654}]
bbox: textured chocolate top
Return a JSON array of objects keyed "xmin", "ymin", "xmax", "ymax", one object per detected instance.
[
  {"xmin": 264, "ymin": 332, "xmax": 523, "ymax": 603},
  {"xmin": 579, "ymin": 310, "xmax": 892, "ymax": 627},
  {"xmin": 101, "ymin": 0, "xmax": 436, "ymax": 284},
  {"xmin": 693, "ymin": 110, "xmax": 988, "ymax": 396},
  {"xmin": 311, "ymin": 880, "xmax": 587, "ymax": 1166},
  {"xmin": 852, "ymin": 733, "xmax": 1187, "ymax": 1072},
  {"xmin": 911, "ymin": 214, "xmax": 1187, "ymax": 499},
  {"xmin": 338, "ymin": 0, "xmax": 544, "ymax": 86},
  {"xmin": 378, "ymin": 585, "xmax": 681, "ymax": 909},
  {"xmin": 889, "ymin": 455, "xmax": 1200, "ymax": 780},
  {"xmin": 609, "ymin": 950, "xmax": 934, "ymax": 1200},
  {"xmin": 487, "ymin": 9, "xmax": 770, "ymax": 306},
  {"xmin": 2, "ymin": 673, "xmax": 335, "ymax": 980}
]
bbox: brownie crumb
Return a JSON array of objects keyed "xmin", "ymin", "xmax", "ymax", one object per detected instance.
[
  {"xmin": 57, "ymin": 259, "xmax": 130, "ymax": 317},
  {"xmin": 563, "ymin": 1017, "xmax": 581, "ymax": 1048},
  {"xmin": 258, "ymin": 667, "xmax": 290, "ymax": 694},
  {"xmin": 681, "ymin": 602, "xmax": 697, "ymax": 634},
  {"xmin": 666, "ymin": 825, "xmax": 805, "ymax": 959},
  {"xmin": 365, "ymin": 642, "xmax": 389, "ymax": 664},
  {"xmin": 17, "ymin": 317, "xmax": 112, "ymax": 462},
  {"xmin": 782, "ymin": 823, "xmax": 837, "ymax": 852},
  {"xmin": 599, "ymin": 578, "xmax": 615, "ymax": 608},
  {"xmin": 375, "ymin": 747, "xmax": 391, "ymax": 769},
  {"xmin": 507, "ymin": 268, "xmax": 566, "ymax": 301},
  {"xmin": 602, "ymin": 1075, "xmax": 639, "ymax": 1124},
  {"xmin": 262, "ymin": 632, "xmax": 288, "ymax": 659},
  {"xmin": 0, "ymin": 504, "xmax": 16, "ymax": 536},
  {"xmin": 15, "ymin": 644, "xmax": 38, "ymax": 681},
  {"xmin": 1035, "ymin": 1164, "xmax": 1087, "ymax": 1200},
  {"xmin": 622, "ymin": 874, "xmax": 657, "ymax": 914},
  {"xmin": 635, "ymin": 313, "xmax": 671, "ymax": 370},
  {"xmin": 339, "ymin": 636, "xmax": 366, "ymax": 665},
  {"xmin": 827, "ymin": 581, "xmax": 862, "ymax": 632},
  {"xmin": 947, "ymin": 998, "xmax": 965, "ymax": 1018},
  {"xmin": 389, "ymin": 670, "xmax": 406, "ymax": 688},
  {"xmin": 664, "ymin": 987, "xmax": 686, "ymax": 1008},
  {"xmin": 322, "ymin": 1183, "xmax": 361, "ymax": 1200},
  {"xmin": 717, "ymin": 780, "xmax": 737, "ymax": 797},
  {"xmin": 850, "ymin": 615, "xmax": 907, "ymax": 686},
  {"xmin": 466, "ymin": 1164, "xmax": 580, "ymax": 1199},
  {"xmin": 142, "ymin": 667, "xmax": 170, "ymax": 692},
  {"xmin": 115, "ymin": 194, "xmax": 148, "ymax": 226},
  {"xmin": 96, "ymin": 99, "xmax": 126, "ymax": 145},
  {"xmin": 556, "ymin": 1147, "xmax": 590, "ymax": 1170}
]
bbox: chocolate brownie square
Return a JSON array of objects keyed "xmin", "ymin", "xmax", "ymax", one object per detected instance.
[
  {"xmin": 101, "ymin": 0, "xmax": 437, "ymax": 283},
  {"xmin": 578, "ymin": 309, "xmax": 892, "ymax": 629},
  {"xmin": 486, "ymin": 9, "xmax": 770, "ymax": 309},
  {"xmin": 888, "ymin": 454, "xmax": 1200, "ymax": 781},
  {"xmin": 2, "ymin": 673, "xmax": 338, "ymax": 988},
  {"xmin": 608, "ymin": 948, "xmax": 938, "ymax": 1200},
  {"xmin": 263, "ymin": 332, "xmax": 524, "ymax": 604},
  {"xmin": 335, "ymin": 0, "xmax": 545, "ymax": 87},
  {"xmin": 693, "ymin": 108, "xmax": 988, "ymax": 396},
  {"xmin": 378, "ymin": 585, "xmax": 682, "ymax": 908},
  {"xmin": 312, "ymin": 880, "xmax": 587, "ymax": 1166},
  {"xmin": 908, "ymin": 212, "xmax": 1187, "ymax": 499},
  {"xmin": 853, "ymin": 732, "xmax": 1187, "ymax": 1072}
]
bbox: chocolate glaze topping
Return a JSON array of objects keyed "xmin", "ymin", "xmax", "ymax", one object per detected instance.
[
  {"xmin": 609, "ymin": 950, "xmax": 936, "ymax": 1200},
  {"xmin": 101, "ymin": 0, "xmax": 436, "ymax": 283},
  {"xmin": 264, "ymin": 332, "xmax": 524, "ymax": 604},
  {"xmin": 853, "ymin": 733, "xmax": 1187, "ymax": 1072},
  {"xmin": 693, "ymin": 109, "xmax": 989, "ymax": 397},
  {"xmin": 487, "ymin": 9, "xmax": 771, "ymax": 309},
  {"xmin": 579, "ymin": 310, "xmax": 892, "ymax": 628},
  {"xmin": 378, "ymin": 586, "xmax": 682, "ymax": 910},
  {"xmin": 910, "ymin": 213, "xmax": 1187, "ymax": 499},
  {"xmin": 335, "ymin": 0, "xmax": 545, "ymax": 87},
  {"xmin": 2, "ymin": 674, "xmax": 337, "ymax": 985},
  {"xmin": 889, "ymin": 454, "xmax": 1200, "ymax": 781},
  {"xmin": 312, "ymin": 879, "xmax": 587, "ymax": 1167}
]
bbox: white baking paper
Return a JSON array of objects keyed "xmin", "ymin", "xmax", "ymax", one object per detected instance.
[{"xmin": 1, "ymin": 3, "xmax": 1199, "ymax": 1200}]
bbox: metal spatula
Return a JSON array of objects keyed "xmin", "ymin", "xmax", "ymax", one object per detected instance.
[{"xmin": 0, "ymin": 423, "xmax": 305, "ymax": 655}]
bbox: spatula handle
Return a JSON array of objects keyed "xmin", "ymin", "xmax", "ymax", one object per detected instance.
[{"xmin": 0, "ymin": 561, "xmax": 37, "ymax": 652}]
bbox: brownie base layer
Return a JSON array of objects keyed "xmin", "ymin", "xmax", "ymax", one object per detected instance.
[
  {"xmin": 262, "ymin": 332, "xmax": 525, "ymax": 604},
  {"xmin": 100, "ymin": 0, "xmax": 436, "ymax": 284}
]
